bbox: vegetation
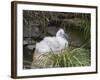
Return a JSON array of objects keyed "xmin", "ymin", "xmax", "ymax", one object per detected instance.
[
  {"xmin": 31, "ymin": 47, "xmax": 90, "ymax": 68},
  {"xmin": 48, "ymin": 47, "xmax": 90, "ymax": 67}
]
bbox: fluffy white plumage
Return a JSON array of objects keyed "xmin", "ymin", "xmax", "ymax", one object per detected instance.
[{"xmin": 35, "ymin": 28, "xmax": 68, "ymax": 54}]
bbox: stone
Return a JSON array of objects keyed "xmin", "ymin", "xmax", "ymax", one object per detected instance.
[{"xmin": 47, "ymin": 27, "xmax": 58, "ymax": 36}]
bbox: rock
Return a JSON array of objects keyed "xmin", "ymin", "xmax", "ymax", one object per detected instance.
[
  {"xmin": 61, "ymin": 18, "xmax": 83, "ymax": 28},
  {"xmin": 23, "ymin": 38, "xmax": 36, "ymax": 46},
  {"xmin": 29, "ymin": 26, "xmax": 40, "ymax": 38},
  {"xmin": 23, "ymin": 45, "xmax": 34, "ymax": 69},
  {"xmin": 26, "ymin": 44, "xmax": 35, "ymax": 51},
  {"xmin": 68, "ymin": 31, "xmax": 82, "ymax": 47},
  {"xmin": 23, "ymin": 24, "xmax": 40, "ymax": 38},
  {"xmin": 23, "ymin": 46, "xmax": 33, "ymax": 60},
  {"xmin": 48, "ymin": 19, "xmax": 61, "ymax": 27},
  {"xmin": 47, "ymin": 27, "xmax": 58, "ymax": 36},
  {"xmin": 23, "ymin": 40, "xmax": 28, "ymax": 45},
  {"xmin": 23, "ymin": 60, "xmax": 32, "ymax": 69}
]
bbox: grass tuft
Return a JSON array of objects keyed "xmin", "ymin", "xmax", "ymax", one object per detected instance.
[{"xmin": 32, "ymin": 47, "xmax": 91, "ymax": 68}]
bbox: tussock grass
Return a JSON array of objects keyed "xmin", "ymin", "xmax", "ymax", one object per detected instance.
[{"xmin": 31, "ymin": 47, "xmax": 91, "ymax": 68}]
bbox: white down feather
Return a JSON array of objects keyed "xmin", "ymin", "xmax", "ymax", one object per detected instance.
[{"xmin": 35, "ymin": 28, "xmax": 68, "ymax": 54}]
